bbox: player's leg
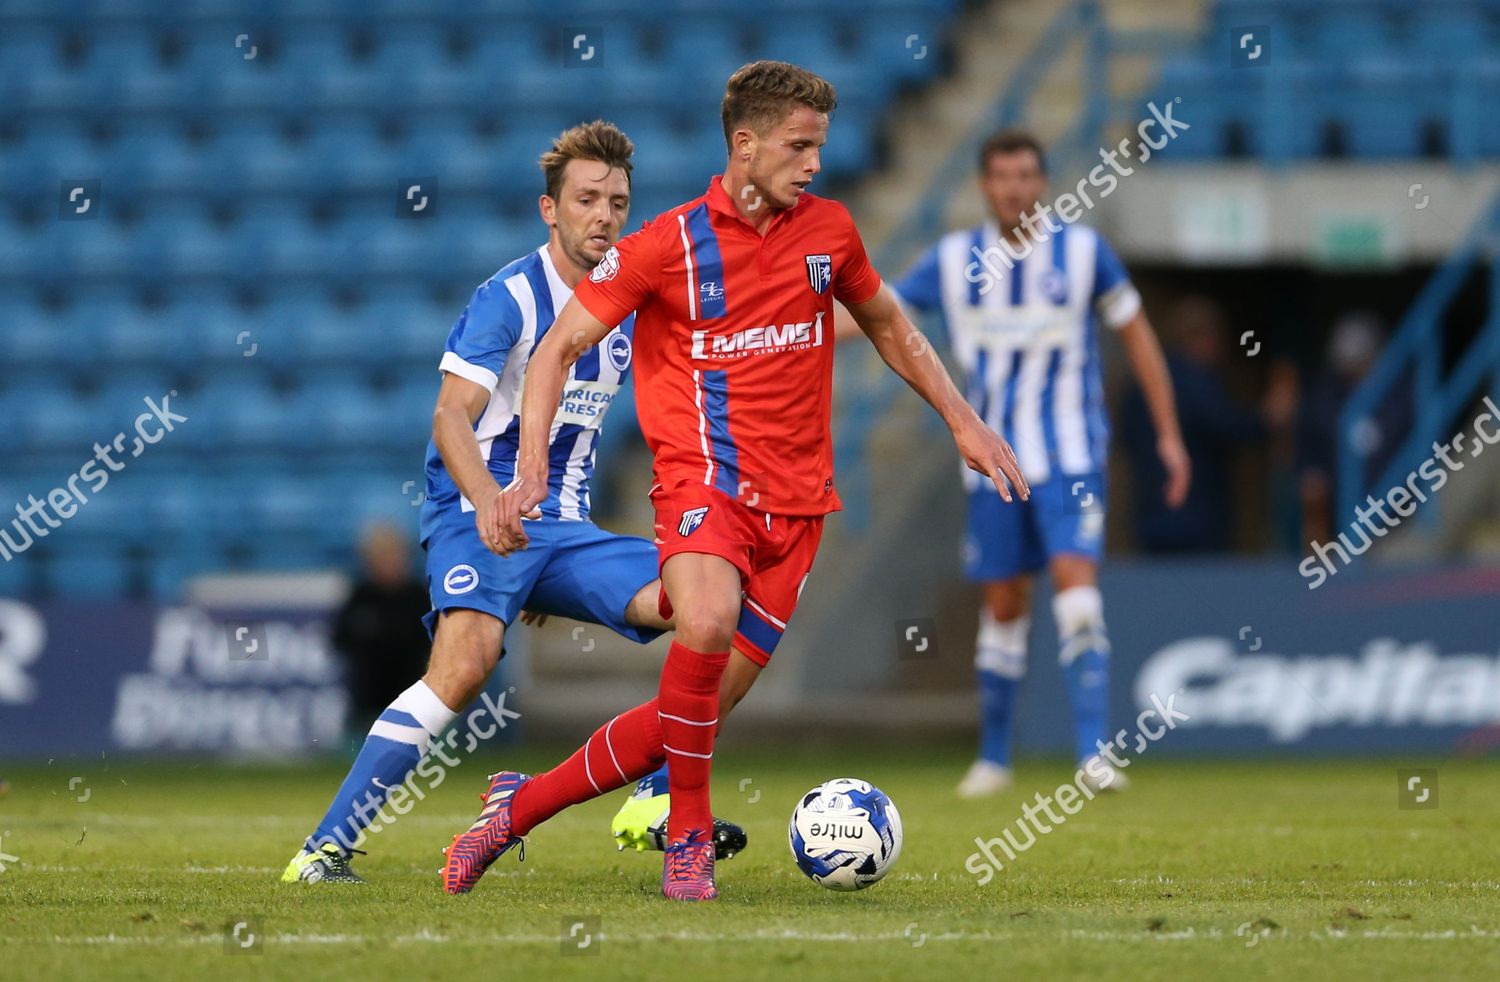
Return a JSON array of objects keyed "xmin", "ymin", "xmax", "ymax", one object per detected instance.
[
  {"xmin": 650, "ymin": 510, "xmax": 819, "ymax": 899},
  {"xmin": 624, "ymin": 578, "xmax": 672, "ymax": 630},
  {"xmin": 285, "ymin": 513, "xmax": 544, "ymax": 884},
  {"xmin": 507, "ymin": 633, "xmax": 759, "ymax": 839},
  {"xmin": 1050, "ymin": 554, "xmax": 1124, "ymax": 789},
  {"xmin": 518, "ymin": 523, "xmax": 744, "ymax": 853},
  {"xmin": 957, "ymin": 486, "xmax": 1043, "ymax": 798},
  {"xmin": 285, "ymin": 610, "xmax": 501, "ymax": 883},
  {"xmin": 442, "ymin": 488, "xmax": 754, "ymax": 896},
  {"xmin": 442, "ymin": 645, "xmax": 760, "ymax": 895},
  {"xmin": 647, "ymin": 484, "xmax": 760, "ymax": 900},
  {"xmin": 612, "ymin": 576, "xmax": 753, "ymax": 856},
  {"xmin": 1033, "ymin": 474, "xmax": 1120, "ymax": 788},
  {"xmin": 959, "ymin": 576, "xmax": 1031, "ymax": 798},
  {"xmin": 655, "ymin": 551, "xmax": 741, "ymax": 848}
]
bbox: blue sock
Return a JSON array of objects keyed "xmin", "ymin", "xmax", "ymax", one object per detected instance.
[
  {"xmin": 974, "ymin": 613, "xmax": 1028, "ymax": 767},
  {"xmin": 1054, "ymin": 585, "xmax": 1110, "ymax": 764},
  {"xmin": 1062, "ymin": 645, "xmax": 1109, "ymax": 762},
  {"xmin": 308, "ymin": 680, "xmax": 456, "ymax": 853},
  {"xmin": 977, "ymin": 670, "xmax": 1017, "ymax": 766}
]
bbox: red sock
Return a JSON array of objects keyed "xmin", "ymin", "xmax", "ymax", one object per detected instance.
[
  {"xmin": 658, "ymin": 641, "xmax": 729, "ymax": 843},
  {"xmin": 509, "ymin": 699, "xmax": 664, "ymax": 836}
]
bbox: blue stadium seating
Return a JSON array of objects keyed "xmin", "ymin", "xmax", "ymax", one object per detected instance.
[
  {"xmin": 42, "ymin": 543, "xmax": 137, "ymax": 598},
  {"xmin": 1161, "ymin": 0, "xmax": 1500, "ymax": 164},
  {"xmin": 0, "ymin": 1, "xmax": 958, "ymax": 598}
]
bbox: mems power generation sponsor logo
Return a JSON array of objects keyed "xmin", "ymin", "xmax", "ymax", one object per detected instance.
[
  {"xmin": 1136, "ymin": 635, "xmax": 1500, "ymax": 742},
  {"xmin": 691, "ymin": 311, "xmax": 825, "ymax": 359}
]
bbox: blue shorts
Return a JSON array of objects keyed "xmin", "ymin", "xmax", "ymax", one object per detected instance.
[
  {"xmin": 962, "ymin": 474, "xmax": 1106, "ymax": 581},
  {"xmin": 421, "ymin": 511, "xmax": 662, "ymax": 645}
]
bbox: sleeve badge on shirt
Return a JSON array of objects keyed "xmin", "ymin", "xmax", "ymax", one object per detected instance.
[
  {"xmin": 678, "ymin": 506, "xmax": 709, "ymax": 537},
  {"xmin": 805, "ymin": 253, "xmax": 832, "ymax": 294},
  {"xmin": 589, "ymin": 245, "xmax": 621, "ymax": 283}
]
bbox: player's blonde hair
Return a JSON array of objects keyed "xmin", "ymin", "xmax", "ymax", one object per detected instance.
[
  {"xmin": 538, "ymin": 120, "xmax": 634, "ymax": 201},
  {"xmin": 720, "ymin": 60, "xmax": 837, "ymax": 151}
]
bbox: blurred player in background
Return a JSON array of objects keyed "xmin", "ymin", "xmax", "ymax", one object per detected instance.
[
  {"xmin": 443, "ymin": 61, "xmax": 1028, "ymax": 902},
  {"xmin": 282, "ymin": 121, "xmax": 744, "ymax": 884},
  {"xmin": 888, "ymin": 129, "xmax": 1189, "ymax": 797}
]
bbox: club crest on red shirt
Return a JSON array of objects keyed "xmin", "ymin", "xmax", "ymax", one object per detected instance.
[{"xmin": 805, "ymin": 253, "xmax": 832, "ymax": 294}]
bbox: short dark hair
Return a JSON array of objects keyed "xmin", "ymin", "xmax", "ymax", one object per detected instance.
[
  {"xmin": 978, "ymin": 129, "xmax": 1047, "ymax": 174},
  {"xmin": 721, "ymin": 60, "xmax": 837, "ymax": 151},
  {"xmin": 538, "ymin": 120, "xmax": 634, "ymax": 200}
]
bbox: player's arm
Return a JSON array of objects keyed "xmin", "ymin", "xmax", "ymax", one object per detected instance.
[
  {"xmin": 494, "ymin": 297, "xmax": 615, "ymax": 553},
  {"xmin": 1093, "ymin": 233, "xmax": 1189, "ymax": 507},
  {"xmin": 845, "ymin": 282, "xmax": 1028, "ymax": 502},
  {"xmin": 432, "ymin": 278, "xmax": 525, "ymax": 553},
  {"xmin": 832, "ymin": 301, "xmax": 862, "ymax": 341},
  {"xmin": 431, "ymin": 373, "xmax": 508, "ymax": 552},
  {"xmin": 1118, "ymin": 309, "xmax": 1190, "ymax": 508},
  {"xmin": 835, "ymin": 243, "xmax": 942, "ymax": 342}
]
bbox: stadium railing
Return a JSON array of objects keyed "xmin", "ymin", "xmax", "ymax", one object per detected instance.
[{"xmin": 1336, "ymin": 189, "xmax": 1500, "ymax": 527}]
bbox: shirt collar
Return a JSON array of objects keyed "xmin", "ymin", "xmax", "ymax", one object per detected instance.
[{"xmin": 704, "ymin": 175, "xmax": 805, "ymax": 232}]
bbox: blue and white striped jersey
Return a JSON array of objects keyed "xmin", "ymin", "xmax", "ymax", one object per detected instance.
[
  {"xmin": 421, "ymin": 245, "xmax": 635, "ymax": 537},
  {"xmin": 893, "ymin": 222, "xmax": 1140, "ymax": 489}
]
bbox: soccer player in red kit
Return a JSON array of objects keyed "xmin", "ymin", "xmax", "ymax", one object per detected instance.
[{"xmin": 442, "ymin": 61, "xmax": 1028, "ymax": 901}]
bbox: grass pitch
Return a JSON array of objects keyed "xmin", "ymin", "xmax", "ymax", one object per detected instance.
[{"xmin": 2, "ymin": 745, "xmax": 1497, "ymax": 980}]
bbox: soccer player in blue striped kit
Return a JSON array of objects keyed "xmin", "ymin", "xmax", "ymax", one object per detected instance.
[{"xmin": 890, "ymin": 130, "xmax": 1190, "ymax": 796}]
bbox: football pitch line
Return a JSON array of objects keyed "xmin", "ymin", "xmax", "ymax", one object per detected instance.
[
  {"xmin": 18, "ymin": 927, "xmax": 1500, "ymax": 948},
  {"xmin": 19, "ymin": 864, "xmax": 1500, "ymax": 894}
]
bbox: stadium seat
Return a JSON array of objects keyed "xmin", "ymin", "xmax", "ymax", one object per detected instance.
[
  {"xmin": 659, "ymin": 19, "xmax": 752, "ymax": 88},
  {"xmin": 1408, "ymin": 7, "xmax": 1492, "ymax": 62},
  {"xmin": 1454, "ymin": 59, "xmax": 1500, "ymax": 160},
  {"xmin": 0, "ymin": 296, "xmax": 85, "ymax": 371},
  {"xmin": 305, "ymin": 119, "xmax": 395, "ymax": 195},
  {"xmin": 207, "ymin": 123, "xmax": 315, "ymax": 198},
  {"xmin": 240, "ymin": 534, "xmax": 343, "ymax": 573},
  {"xmin": 11, "ymin": 379, "xmax": 106, "ymax": 453},
  {"xmin": 145, "ymin": 547, "xmax": 222, "ymax": 600},
  {"xmin": 206, "ymin": 376, "xmax": 303, "ymax": 452},
  {"xmin": 170, "ymin": 286, "xmax": 265, "ymax": 368},
  {"xmin": 0, "ymin": 28, "xmax": 66, "ymax": 110},
  {"xmin": 359, "ymin": 288, "xmax": 452, "ymax": 364},
  {"xmin": 307, "ymin": 370, "xmax": 390, "ymax": 449},
  {"xmin": 87, "ymin": 29, "xmax": 179, "ymax": 113},
  {"xmin": 0, "ymin": 548, "xmax": 37, "ymax": 597},
  {"xmin": 40, "ymin": 541, "xmax": 136, "ymax": 599},
  {"xmin": 94, "ymin": 297, "xmax": 194, "ymax": 371},
  {"xmin": 856, "ymin": 13, "xmax": 946, "ymax": 83},
  {"xmin": 0, "ymin": 0, "xmax": 1032, "ymax": 599}
]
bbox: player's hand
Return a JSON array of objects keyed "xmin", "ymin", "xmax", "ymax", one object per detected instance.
[
  {"xmin": 474, "ymin": 485, "xmax": 514, "ymax": 555},
  {"xmin": 953, "ymin": 417, "xmax": 1029, "ymax": 503},
  {"xmin": 1158, "ymin": 434, "xmax": 1191, "ymax": 509},
  {"xmin": 518, "ymin": 609, "xmax": 549, "ymax": 628},
  {"xmin": 493, "ymin": 471, "xmax": 546, "ymax": 554}
]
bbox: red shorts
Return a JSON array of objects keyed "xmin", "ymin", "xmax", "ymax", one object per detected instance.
[{"xmin": 651, "ymin": 480, "xmax": 824, "ymax": 667}]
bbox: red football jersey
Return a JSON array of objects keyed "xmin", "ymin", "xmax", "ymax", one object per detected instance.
[{"xmin": 574, "ymin": 177, "xmax": 881, "ymax": 516}]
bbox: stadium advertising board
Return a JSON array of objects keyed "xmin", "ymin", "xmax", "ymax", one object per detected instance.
[
  {"xmin": 0, "ymin": 599, "xmax": 347, "ymax": 756},
  {"xmin": 1010, "ymin": 562, "xmax": 1500, "ymax": 755},
  {"xmin": 2, "ymin": 561, "xmax": 1496, "ymax": 757}
]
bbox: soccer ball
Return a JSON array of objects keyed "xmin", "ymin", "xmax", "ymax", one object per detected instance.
[{"xmin": 788, "ymin": 777, "xmax": 902, "ymax": 891}]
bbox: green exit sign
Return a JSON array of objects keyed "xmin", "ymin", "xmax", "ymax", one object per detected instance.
[{"xmin": 1315, "ymin": 216, "xmax": 1398, "ymax": 267}]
